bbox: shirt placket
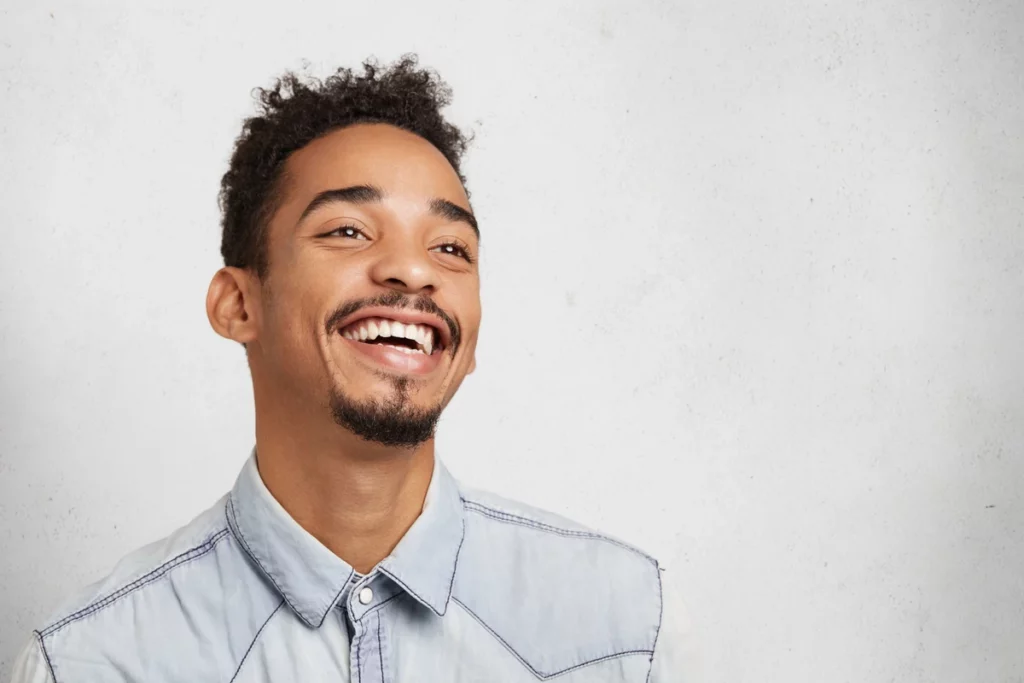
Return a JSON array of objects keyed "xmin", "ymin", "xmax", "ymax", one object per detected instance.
[{"xmin": 345, "ymin": 573, "xmax": 398, "ymax": 683}]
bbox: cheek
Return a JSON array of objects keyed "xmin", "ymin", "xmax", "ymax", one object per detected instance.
[
  {"xmin": 464, "ymin": 305, "xmax": 482, "ymax": 347},
  {"xmin": 452, "ymin": 283, "xmax": 482, "ymax": 337},
  {"xmin": 260, "ymin": 282, "xmax": 326, "ymax": 356}
]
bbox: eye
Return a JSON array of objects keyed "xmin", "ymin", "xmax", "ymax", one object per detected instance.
[
  {"xmin": 322, "ymin": 225, "xmax": 369, "ymax": 240},
  {"xmin": 431, "ymin": 241, "xmax": 475, "ymax": 264}
]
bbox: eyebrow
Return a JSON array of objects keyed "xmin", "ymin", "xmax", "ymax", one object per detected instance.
[
  {"xmin": 297, "ymin": 184, "xmax": 479, "ymax": 237},
  {"xmin": 298, "ymin": 185, "xmax": 384, "ymax": 222},
  {"xmin": 429, "ymin": 198, "xmax": 479, "ymax": 237}
]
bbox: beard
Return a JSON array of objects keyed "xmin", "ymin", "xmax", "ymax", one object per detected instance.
[{"xmin": 328, "ymin": 373, "xmax": 443, "ymax": 448}]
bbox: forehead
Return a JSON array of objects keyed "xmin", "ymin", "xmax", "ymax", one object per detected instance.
[{"xmin": 281, "ymin": 123, "xmax": 468, "ymax": 207}]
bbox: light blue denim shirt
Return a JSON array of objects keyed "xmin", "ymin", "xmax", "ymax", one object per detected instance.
[{"xmin": 10, "ymin": 449, "xmax": 696, "ymax": 682}]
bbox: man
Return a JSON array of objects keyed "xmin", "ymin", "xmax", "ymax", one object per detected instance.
[{"xmin": 11, "ymin": 56, "xmax": 694, "ymax": 682}]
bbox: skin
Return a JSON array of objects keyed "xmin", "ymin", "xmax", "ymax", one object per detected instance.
[{"xmin": 205, "ymin": 123, "xmax": 481, "ymax": 573}]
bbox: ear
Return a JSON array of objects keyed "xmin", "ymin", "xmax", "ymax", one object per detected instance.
[
  {"xmin": 467, "ymin": 353, "xmax": 476, "ymax": 375},
  {"xmin": 206, "ymin": 267, "xmax": 259, "ymax": 345}
]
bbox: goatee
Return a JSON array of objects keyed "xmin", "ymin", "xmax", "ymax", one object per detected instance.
[{"xmin": 328, "ymin": 376, "xmax": 442, "ymax": 447}]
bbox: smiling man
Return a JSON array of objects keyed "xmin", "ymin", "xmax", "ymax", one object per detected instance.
[{"xmin": 10, "ymin": 56, "xmax": 694, "ymax": 682}]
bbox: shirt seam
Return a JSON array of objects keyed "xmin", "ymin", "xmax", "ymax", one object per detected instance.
[
  {"xmin": 228, "ymin": 599, "xmax": 285, "ymax": 683},
  {"xmin": 32, "ymin": 630, "xmax": 57, "ymax": 683},
  {"xmin": 355, "ymin": 619, "xmax": 363, "ymax": 683},
  {"xmin": 461, "ymin": 499, "xmax": 657, "ymax": 566},
  {"xmin": 377, "ymin": 613, "xmax": 385, "ymax": 682},
  {"xmin": 451, "ymin": 596, "xmax": 653, "ymax": 680},
  {"xmin": 645, "ymin": 563, "xmax": 665, "ymax": 683},
  {"xmin": 38, "ymin": 528, "xmax": 230, "ymax": 638},
  {"xmin": 442, "ymin": 510, "xmax": 466, "ymax": 614},
  {"xmin": 377, "ymin": 498, "xmax": 465, "ymax": 617},
  {"xmin": 378, "ymin": 566, "xmax": 443, "ymax": 617},
  {"xmin": 362, "ymin": 590, "xmax": 403, "ymax": 618}
]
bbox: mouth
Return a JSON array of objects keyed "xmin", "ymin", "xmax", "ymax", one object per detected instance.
[{"xmin": 334, "ymin": 309, "xmax": 449, "ymax": 375}]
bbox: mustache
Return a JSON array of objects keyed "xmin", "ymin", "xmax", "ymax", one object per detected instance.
[{"xmin": 325, "ymin": 290, "xmax": 461, "ymax": 353}]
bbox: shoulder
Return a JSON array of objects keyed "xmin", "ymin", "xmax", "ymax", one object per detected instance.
[
  {"xmin": 37, "ymin": 497, "xmax": 231, "ymax": 634},
  {"xmin": 459, "ymin": 486, "xmax": 659, "ymax": 561},
  {"xmin": 32, "ymin": 496, "xmax": 278, "ymax": 681},
  {"xmin": 452, "ymin": 485, "xmax": 663, "ymax": 679}
]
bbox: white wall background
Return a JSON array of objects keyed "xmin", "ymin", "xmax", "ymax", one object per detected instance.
[{"xmin": 1, "ymin": 0, "xmax": 1021, "ymax": 680}]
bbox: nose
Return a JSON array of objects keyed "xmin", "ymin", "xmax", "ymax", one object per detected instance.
[{"xmin": 368, "ymin": 235, "xmax": 440, "ymax": 295}]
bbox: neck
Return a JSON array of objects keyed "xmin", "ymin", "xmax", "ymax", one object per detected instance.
[{"xmin": 253, "ymin": 403, "xmax": 435, "ymax": 575}]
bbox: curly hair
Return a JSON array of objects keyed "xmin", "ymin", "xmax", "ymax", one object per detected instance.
[{"xmin": 218, "ymin": 54, "xmax": 471, "ymax": 280}]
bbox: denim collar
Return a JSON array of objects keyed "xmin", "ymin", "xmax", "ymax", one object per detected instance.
[{"xmin": 226, "ymin": 446, "xmax": 465, "ymax": 628}]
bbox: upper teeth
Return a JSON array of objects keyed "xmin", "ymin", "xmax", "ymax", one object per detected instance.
[{"xmin": 340, "ymin": 318, "xmax": 438, "ymax": 355}]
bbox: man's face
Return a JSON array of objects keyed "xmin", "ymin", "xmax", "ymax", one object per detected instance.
[{"xmin": 248, "ymin": 123, "xmax": 481, "ymax": 447}]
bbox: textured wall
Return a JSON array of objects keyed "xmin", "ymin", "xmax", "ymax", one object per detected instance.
[{"xmin": 1, "ymin": 1, "xmax": 1021, "ymax": 680}]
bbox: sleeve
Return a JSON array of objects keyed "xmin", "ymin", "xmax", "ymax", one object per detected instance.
[
  {"xmin": 648, "ymin": 564, "xmax": 704, "ymax": 683},
  {"xmin": 7, "ymin": 636, "xmax": 53, "ymax": 683}
]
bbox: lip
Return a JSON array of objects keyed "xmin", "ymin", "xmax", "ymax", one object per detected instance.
[
  {"xmin": 339, "ymin": 334, "xmax": 444, "ymax": 376},
  {"xmin": 335, "ymin": 306, "xmax": 452, "ymax": 351}
]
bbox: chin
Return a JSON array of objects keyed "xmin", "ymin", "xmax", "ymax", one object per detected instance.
[{"xmin": 328, "ymin": 383, "xmax": 444, "ymax": 448}]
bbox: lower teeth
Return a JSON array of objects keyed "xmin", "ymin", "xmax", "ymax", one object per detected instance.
[{"xmin": 388, "ymin": 344, "xmax": 423, "ymax": 355}]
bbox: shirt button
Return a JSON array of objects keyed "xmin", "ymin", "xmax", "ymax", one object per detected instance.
[{"xmin": 358, "ymin": 587, "xmax": 374, "ymax": 605}]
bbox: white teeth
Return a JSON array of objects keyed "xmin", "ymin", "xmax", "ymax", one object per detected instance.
[
  {"xmin": 394, "ymin": 345, "xmax": 423, "ymax": 355},
  {"xmin": 414, "ymin": 326, "xmax": 426, "ymax": 354},
  {"xmin": 341, "ymin": 318, "xmax": 441, "ymax": 355}
]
